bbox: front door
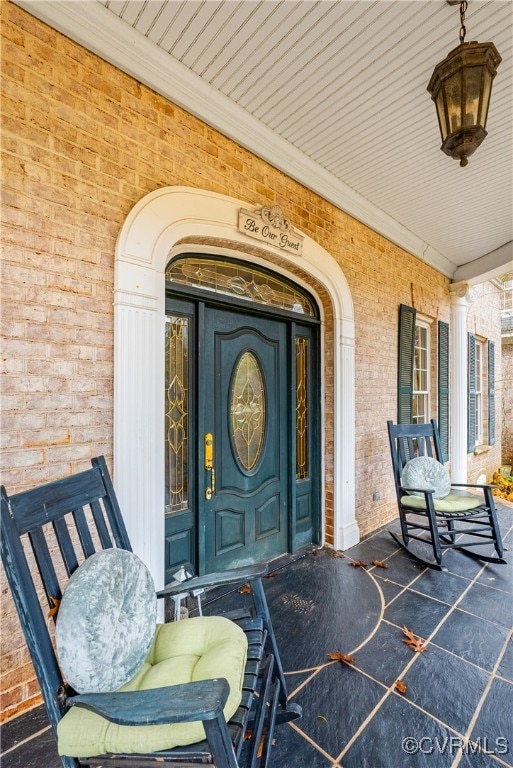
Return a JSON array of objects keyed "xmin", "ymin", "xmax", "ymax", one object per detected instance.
[
  {"xmin": 200, "ymin": 307, "xmax": 288, "ymax": 572},
  {"xmin": 164, "ymin": 257, "xmax": 320, "ymax": 581}
]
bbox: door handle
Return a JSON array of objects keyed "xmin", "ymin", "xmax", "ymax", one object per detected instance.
[{"xmin": 204, "ymin": 433, "xmax": 215, "ymax": 499}]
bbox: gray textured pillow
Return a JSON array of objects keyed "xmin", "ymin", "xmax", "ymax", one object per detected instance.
[
  {"xmin": 401, "ymin": 456, "xmax": 451, "ymax": 499},
  {"xmin": 56, "ymin": 548, "xmax": 156, "ymax": 694}
]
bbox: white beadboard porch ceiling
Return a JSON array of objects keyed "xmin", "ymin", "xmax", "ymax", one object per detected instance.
[{"xmin": 16, "ymin": 0, "xmax": 513, "ymax": 282}]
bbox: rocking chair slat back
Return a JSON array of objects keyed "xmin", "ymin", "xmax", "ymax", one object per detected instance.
[
  {"xmin": 52, "ymin": 517, "xmax": 80, "ymax": 577},
  {"xmin": 71, "ymin": 506, "xmax": 99, "ymax": 558},
  {"xmin": 29, "ymin": 525, "xmax": 64, "ymax": 604}
]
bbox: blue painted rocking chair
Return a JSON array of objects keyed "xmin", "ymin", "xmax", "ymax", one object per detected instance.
[
  {"xmin": 387, "ymin": 420, "xmax": 505, "ymax": 571},
  {"xmin": 1, "ymin": 456, "xmax": 300, "ymax": 768}
]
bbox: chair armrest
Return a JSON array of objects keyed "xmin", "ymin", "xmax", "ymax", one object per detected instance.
[
  {"xmin": 450, "ymin": 483, "xmax": 496, "ymax": 489},
  {"xmin": 156, "ymin": 563, "xmax": 268, "ymax": 599},
  {"xmin": 70, "ymin": 679, "xmax": 230, "ymax": 726}
]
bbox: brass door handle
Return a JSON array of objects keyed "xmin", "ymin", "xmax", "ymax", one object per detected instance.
[{"xmin": 205, "ymin": 433, "xmax": 215, "ymax": 499}]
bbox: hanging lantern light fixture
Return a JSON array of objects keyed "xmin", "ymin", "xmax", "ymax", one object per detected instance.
[{"xmin": 427, "ymin": 0, "xmax": 501, "ymax": 167}]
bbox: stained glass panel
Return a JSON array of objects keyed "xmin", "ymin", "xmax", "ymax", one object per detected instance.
[
  {"xmin": 165, "ymin": 316, "xmax": 189, "ymax": 514},
  {"xmin": 231, "ymin": 352, "xmax": 266, "ymax": 472},
  {"xmin": 296, "ymin": 337, "xmax": 309, "ymax": 480},
  {"xmin": 166, "ymin": 257, "xmax": 314, "ymax": 316}
]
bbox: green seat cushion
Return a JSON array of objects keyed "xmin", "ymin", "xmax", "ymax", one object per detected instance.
[
  {"xmin": 401, "ymin": 493, "xmax": 482, "ymax": 514},
  {"xmin": 57, "ymin": 616, "xmax": 247, "ymax": 757}
]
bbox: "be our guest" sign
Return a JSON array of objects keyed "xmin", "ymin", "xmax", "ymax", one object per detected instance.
[{"xmin": 238, "ymin": 205, "xmax": 303, "ymax": 256}]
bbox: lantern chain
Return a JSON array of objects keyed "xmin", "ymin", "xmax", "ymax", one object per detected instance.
[{"xmin": 459, "ymin": 0, "xmax": 468, "ymax": 44}]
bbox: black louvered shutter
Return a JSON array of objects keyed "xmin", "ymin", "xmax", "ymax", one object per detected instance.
[
  {"xmin": 398, "ymin": 304, "xmax": 416, "ymax": 423},
  {"xmin": 438, "ymin": 321, "xmax": 450, "ymax": 461},
  {"xmin": 488, "ymin": 340, "xmax": 495, "ymax": 445},
  {"xmin": 467, "ymin": 332, "xmax": 476, "ymax": 452}
]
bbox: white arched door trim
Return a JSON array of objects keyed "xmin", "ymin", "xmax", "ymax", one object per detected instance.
[{"xmin": 114, "ymin": 186, "xmax": 358, "ymax": 588}]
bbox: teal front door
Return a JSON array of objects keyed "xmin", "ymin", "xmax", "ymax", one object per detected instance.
[
  {"xmin": 164, "ymin": 256, "xmax": 320, "ymax": 582},
  {"xmin": 200, "ymin": 307, "xmax": 289, "ymax": 572}
]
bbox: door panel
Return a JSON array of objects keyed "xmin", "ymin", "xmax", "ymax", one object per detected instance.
[{"xmin": 201, "ymin": 308, "xmax": 288, "ymax": 572}]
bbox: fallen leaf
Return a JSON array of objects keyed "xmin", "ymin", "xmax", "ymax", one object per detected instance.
[
  {"xmin": 372, "ymin": 560, "xmax": 389, "ymax": 569},
  {"xmin": 402, "ymin": 626, "xmax": 428, "ymax": 653},
  {"xmin": 349, "ymin": 560, "xmax": 367, "ymax": 568},
  {"xmin": 244, "ymin": 733, "xmax": 276, "ymax": 757},
  {"xmin": 327, "ymin": 651, "xmax": 356, "ymax": 665},
  {"xmin": 47, "ymin": 596, "xmax": 61, "ymax": 619},
  {"xmin": 256, "ymin": 736, "xmax": 277, "ymax": 758},
  {"xmin": 395, "ymin": 680, "xmax": 407, "ymax": 695},
  {"xmin": 331, "ymin": 550, "xmax": 344, "ymax": 558},
  {"xmin": 311, "ymin": 549, "xmax": 321, "ymax": 556},
  {"xmin": 238, "ymin": 583, "xmax": 252, "ymax": 594},
  {"xmin": 317, "ymin": 715, "xmax": 328, "ymax": 723},
  {"xmin": 264, "ymin": 572, "xmax": 278, "ymax": 579}
]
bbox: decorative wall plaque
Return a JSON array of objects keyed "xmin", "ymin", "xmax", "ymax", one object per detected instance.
[{"xmin": 238, "ymin": 205, "xmax": 304, "ymax": 256}]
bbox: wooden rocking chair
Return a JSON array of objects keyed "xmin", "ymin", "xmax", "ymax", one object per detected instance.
[
  {"xmin": 1, "ymin": 456, "xmax": 300, "ymax": 768},
  {"xmin": 387, "ymin": 420, "xmax": 506, "ymax": 571}
]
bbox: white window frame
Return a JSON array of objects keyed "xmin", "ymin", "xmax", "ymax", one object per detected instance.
[
  {"xmin": 475, "ymin": 340, "xmax": 483, "ymax": 445},
  {"xmin": 412, "ymin": 318, "xmax": 430, "ymax": 424}
]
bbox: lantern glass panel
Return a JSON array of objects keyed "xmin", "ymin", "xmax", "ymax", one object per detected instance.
[
  {"xmin": 445, "ymin": 71, "xmax": 462, "ymax": 133},
  {"xmin": 463, "ymin": 65, "xmax": 483, "ymax": 126},
  {"xmin": 436, "ymin": 90, "xmax": 448, "ymax": 139},
  {"xmin": 479, "ymin": 68, "xmax": 492, "ymax": 125}
]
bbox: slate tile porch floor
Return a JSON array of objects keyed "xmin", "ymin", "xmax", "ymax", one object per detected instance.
[{"xmin": 2, "ymin": 503, "xmax": 512, "ymax": 768}]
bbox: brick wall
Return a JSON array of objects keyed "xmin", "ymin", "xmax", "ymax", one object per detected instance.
[{"xmin": 0, "ymin": 2, "xmax": 503, "ymax": 720}]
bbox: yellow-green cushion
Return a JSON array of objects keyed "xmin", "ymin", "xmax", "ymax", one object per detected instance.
[
  {"xmin": 57, "ymin": 616, "xmax": 247, "ymax": 758},
  {"xmin": 401, "ymin": 493, "xmax": 482, "ymax": 514}
]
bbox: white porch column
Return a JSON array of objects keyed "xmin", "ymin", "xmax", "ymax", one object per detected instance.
[
  {"xmin": 114, "ymin": 269, "xmax": 166, "ymax": 590},
  {"xmin": 449, "ymin": 282, "xmax": 470, "ymax": 483}
]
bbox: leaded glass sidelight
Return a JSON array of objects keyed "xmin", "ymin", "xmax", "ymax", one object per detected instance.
[
  {"xmin": 166, "ymin": 257, "xmax": 315, "ymax": 316},
  {"xmin": 296, "ymin": 337, "xmax": 309, "ymax": 480},
  {"xmin": 165, "ymin": 316, "xmax": 189, "ymax": 513},
  {"xmin": 231, "ymin": 352, "xmax": 266, "ymax": 472}
]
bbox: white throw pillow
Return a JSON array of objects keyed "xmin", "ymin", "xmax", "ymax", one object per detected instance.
[
  {"xmin": 401, "ymin": 456, "xmax": 451, "ymax": 499},
  {"xmin": 56, "ymin": 548, "xmax": 156, "ymax": 693}
]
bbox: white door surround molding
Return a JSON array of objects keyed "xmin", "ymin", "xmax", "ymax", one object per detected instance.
[{"xmin": 114, "ymin": 186, "xmax": 358, "ymax": 587}]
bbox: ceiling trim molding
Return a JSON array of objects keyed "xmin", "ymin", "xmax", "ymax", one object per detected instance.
[
  {"xmin": 453, "ymin": 241, "xmax": 513, "ymax": 284},
  {"xmin": 15, "ymin": 0, "xmax": 457, "ymax": 278}
]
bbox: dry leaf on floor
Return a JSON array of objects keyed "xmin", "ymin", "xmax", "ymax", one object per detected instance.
[
  {"xmin": 317, "ymin": 715, "xmax": 328, "ymax": 723},
  {"xmin": 372, "ymin": 560, "xmax": 389, "ymax": 568},
  {"xmin": 395, "ymin": 680, "xmax": 407, "ymax": 695},
  {"xmin": 349, "ymin": 560, "xmax": 367, "ymax": 568},
  {"xmin": 238, "ymin": 583, "xmax": 252, "ymax": 594},
  {"xmin": 402, "ymin": 625, "xmax": 428, "ymax": 653},
  {"xmin": 311, "ymin": 549, "xmax": 321, "ymax": 556},
  {"xmin": 47, "ymin": 596, "xmax": 60, "ymax": 619},
  {"xmin": 331, "ymin": 550, "xmax": 344, "ymax": 558},
  {"xmin": 264, "ymin": 572, "xmax": 278, "ymax": 579},
  {"xmin": 327, "ymin": 651, "xmax": 356, "ymax": 665}
]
